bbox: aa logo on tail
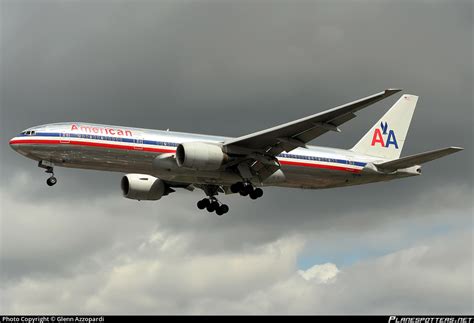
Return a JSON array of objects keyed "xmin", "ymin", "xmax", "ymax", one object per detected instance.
[{"xmin": 371, "ymin": 122, "xmax": 398, "ymax": 149}]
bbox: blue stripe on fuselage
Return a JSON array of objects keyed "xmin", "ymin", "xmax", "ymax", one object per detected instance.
[{"xmin": 21, "ymin": 132, "xmax": 367, "ymax": 168}]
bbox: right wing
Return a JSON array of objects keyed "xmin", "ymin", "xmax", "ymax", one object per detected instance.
[
  {"xmin": 375, "ymin": 147, "xmax": 463, "ymax": 172},
  {"xmin": 222, "ymin": 89, "xmax": 401, "ymax": 181},
  {"xmin": 224, "ymin": 89, "xmax": 401, "ymax": 156}
]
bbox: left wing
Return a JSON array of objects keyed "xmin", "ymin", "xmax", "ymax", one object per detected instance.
[{"xmin": 224, "ymin": 89, "xmax": 401, "ymax": 156}]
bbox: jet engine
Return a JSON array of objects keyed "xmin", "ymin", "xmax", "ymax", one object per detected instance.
[
  {"xmin": 121, "ymin": 174, "xmax": 166, "ymax": 201},
  {"xmin": 176, "ymin": 142, "xmax": 227, "ymax": 170}
]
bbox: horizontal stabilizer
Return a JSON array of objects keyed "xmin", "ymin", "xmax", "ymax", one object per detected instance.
[{"xmin": 375, "ymin": 147, "xmax": 463, "ymax": 171}]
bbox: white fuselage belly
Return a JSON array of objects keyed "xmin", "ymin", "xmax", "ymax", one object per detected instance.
[{"xmin": 10, "ymin": 123, "xmax": 413, "ymax": 189}]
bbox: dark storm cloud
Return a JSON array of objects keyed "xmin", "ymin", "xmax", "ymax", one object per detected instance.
[
  {"xmin": 1, "ymin": 0, "xmax": 472, "ymax": 167},
  {"xmin": 0, "ymin": 1, "xmax": 472, "ymax": 313}
]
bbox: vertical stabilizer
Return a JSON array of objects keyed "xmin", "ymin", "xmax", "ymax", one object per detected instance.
[{"xmin": 351, "ymin": 94, "xmax": 418, "ymax": 160}]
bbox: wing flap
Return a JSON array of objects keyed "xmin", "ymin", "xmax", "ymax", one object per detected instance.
[{"xmin": 294, "ymin": 113, "xmax": 356, "ymax": 144}]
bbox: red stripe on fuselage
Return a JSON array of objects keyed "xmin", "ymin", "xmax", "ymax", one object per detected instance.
[
  {"xmin": 10, "ymin": 138, "xmax": 362, "ymax": 173},
  {"xmin": 9, "ymin": 139, "xmax": 176, "ymax": 154},
  {"xmin": 279, "ymin": 160, "xmax": 361, "ymax": 173}
]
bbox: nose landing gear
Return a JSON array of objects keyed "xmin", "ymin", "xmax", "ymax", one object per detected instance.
[{"xmin": 38, "ymin": 160, "xmax": 57, "ymax": 187}]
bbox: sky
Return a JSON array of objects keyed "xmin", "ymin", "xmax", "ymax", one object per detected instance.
[{"xmin": 0, "ymin": 0, "xmax": 472, "ymax": 315}]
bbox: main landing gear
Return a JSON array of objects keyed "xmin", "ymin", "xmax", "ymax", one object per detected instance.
[
  {"xmin": 38, "ymin": 161, "xmax": 57, "ymax": 187},
  {"xmin": 197, "ymin": 197, "xmax": 229, "ymax": 216},
  {"xmin": 197, "ymin": 185, "xmax": 229, "ymax": 216},
  {"xmin": 195, "ymin": 182, "xmax": 263, "ymax": 216},
  {"xmin": 230, "ymin": 182, "xmax": 263, "ymax": 200}
]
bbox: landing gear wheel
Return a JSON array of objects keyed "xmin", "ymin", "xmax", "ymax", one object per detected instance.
[
  {"xmin": 197, "ymin": 200, "xmax": 204, "ymax": 209},
  {"xmin": 230, "ymin": 183, "xmax": 239, "ymax": 193},
  {"xmin": 216, "ymin": 204, "xmax": 229, "ymax": 216},
  {"xmin": 197, "ymin": 199, "xmax": 209, "ymax": 210},
  {"xmin": 220, "ymin": 204, "xmax": 229, "ymax": 214},
  {"xmin": 206, "ymin": 205, "xmax": 214, "ymax": 212},
  {"xmin": 243, "ymin": 185, "xmax": 254, "ymax": 195},
  {"xmin": 210, "ymin": 200, "xmax": 219, "ymax": 210},
  {"xmin": 46, "ymin": 176, "xmax": 57, "ymax": 186},
  {"xmin": 249, "ymin": 187, "xmax": 263, "ymax": 199},
  {"xmin": 230, "ymin": 182, "xmax": 244, "ymax": 193},
  {"xmin": 206, "ymin": 200, "xmax": 219, "ymax": 213},
  {"xmin": 254, "ymin": 188, "xmax": 263, "ymax": 198}
]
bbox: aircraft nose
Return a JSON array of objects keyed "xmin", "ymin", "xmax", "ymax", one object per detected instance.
[{"xmin": 9, "ymin": 137, "xmax": 19, "ymax": 151}]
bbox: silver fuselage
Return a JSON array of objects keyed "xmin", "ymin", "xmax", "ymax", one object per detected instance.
[{"xmin": 9, "ymin": 122, "xmax": 418, "ymax": 189}]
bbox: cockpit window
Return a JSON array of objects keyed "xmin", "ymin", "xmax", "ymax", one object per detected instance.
[{"xmin": 21, "ymin": 130, "xmax": 36, "ymax": 136}]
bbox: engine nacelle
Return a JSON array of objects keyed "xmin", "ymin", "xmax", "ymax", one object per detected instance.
[
  {"xmin": 176, "ymin": 142, "xmax": 227, "ymax": 170},
  {"xmin": 121, "ymin": 174, "xmax": 165, "ymax": 201}
]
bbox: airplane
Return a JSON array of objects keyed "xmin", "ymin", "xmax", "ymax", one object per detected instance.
[{"xmin": 9, "ymin": 89, "xmax": 463, "ymax": 215}]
